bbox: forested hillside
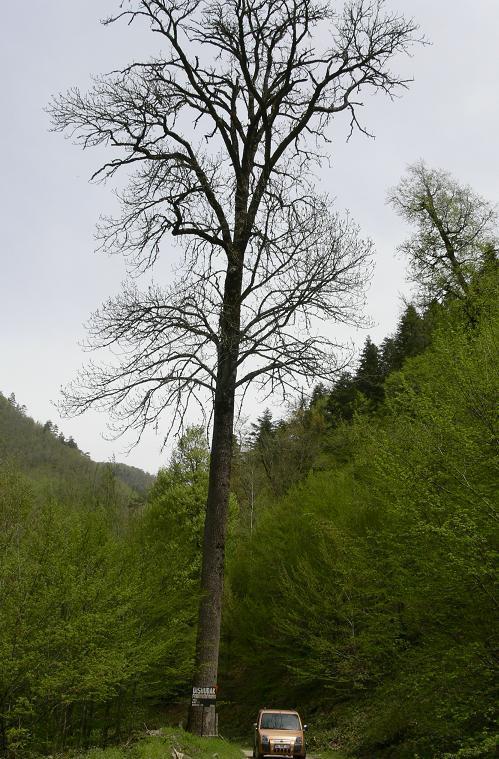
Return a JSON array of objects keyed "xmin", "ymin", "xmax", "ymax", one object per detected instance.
[
  {"xmin": 0, "ymin": 401, "xmax": 194, "ymax": 757},
  {"xmin": 0, "ymin": 166, "xmax": 497, "ymax": 759},
  {"xmin": 219, "ymin": 168, "xmax": 499, "ymax": 758},
  {"xmin": 222, "ymin": 270, "xmax": 498, "ymax": 758},
  {"xmin": 0, "ymin": 393, "xmax": 154, "ymax": 505}
]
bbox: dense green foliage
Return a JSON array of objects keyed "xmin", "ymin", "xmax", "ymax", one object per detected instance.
[
  {"xmin": 0, "ymin": 417, "xmax": 203, "ymax": 756},
  {"xmin": 222, "ymin": 270, "xmax": 498, "ymax": 758},
  {"xmin": 1, "ymin": 169, "xmax": 497, "ymax": 758},
  {"xmin": 2, "ymin": 278, "xmax": 496, "ymax": 757}
]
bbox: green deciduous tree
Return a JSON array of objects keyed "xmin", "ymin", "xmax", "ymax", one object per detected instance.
[
  {"xmin": 0, "ymin": 454, "xmax": 197, "ymax": 756},
  {"xmin": 389, "ymin": 161, "xmax": 498, "ymax": 303}
]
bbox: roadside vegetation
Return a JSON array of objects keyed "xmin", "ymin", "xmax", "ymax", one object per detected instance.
[{"xmin": 47, "ymin": 729, "xmax": 243, "ymax": 759}]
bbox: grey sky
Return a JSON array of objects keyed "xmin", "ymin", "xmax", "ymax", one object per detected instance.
[{"xmin": 1, "ymin": 1, "xmax": 498, "ymax": 473}]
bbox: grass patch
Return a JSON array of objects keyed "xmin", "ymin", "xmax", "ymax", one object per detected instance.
[{"xmin": 69, "ymin": 727, "xmax": 243, "ymax": 759}]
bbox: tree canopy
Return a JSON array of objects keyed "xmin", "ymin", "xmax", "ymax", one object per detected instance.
[{"xmin": 389, "ymin": 161, "xmax": 498, "ymax": 302}]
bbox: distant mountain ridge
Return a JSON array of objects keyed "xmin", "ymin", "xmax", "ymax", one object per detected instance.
[
  {"xmin": 106, "ymin": 461, "xmax": 156, "ymax": 494},
  {"xmin": 0, "ymin": 391, "xmax": 155, "ymax": 503}
]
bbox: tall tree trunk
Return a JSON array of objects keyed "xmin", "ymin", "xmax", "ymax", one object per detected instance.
[{"xmin": 188, "ymin": 260, "xmax": 242, "ymax": 735}]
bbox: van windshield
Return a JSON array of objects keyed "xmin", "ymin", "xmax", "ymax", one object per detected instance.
[{"xmin": 260, "ymin": 713, "xmax": 300, "ymax": 730}]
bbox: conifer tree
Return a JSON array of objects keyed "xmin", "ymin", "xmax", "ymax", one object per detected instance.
[{"xmin": 355, "ymin": 336, "xmax": 384, "ymax": 405}]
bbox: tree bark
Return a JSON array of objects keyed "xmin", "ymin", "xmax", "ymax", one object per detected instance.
[
  {"xmin": 187, "ymin": 259, "xmax": 243, "ymax": 735},
  {"xmin": 424, "ymin": 197, "xmax": 470, "ymax": 296}
]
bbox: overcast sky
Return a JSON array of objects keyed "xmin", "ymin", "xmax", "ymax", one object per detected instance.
[{"xmin": 1, "ymin": 1, "xmax": 498, "ymax": 474}]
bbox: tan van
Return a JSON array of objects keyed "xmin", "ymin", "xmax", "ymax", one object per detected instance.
[{"xmin": 253, "ymin": 709, "xmax": 306, "ymax": 759}]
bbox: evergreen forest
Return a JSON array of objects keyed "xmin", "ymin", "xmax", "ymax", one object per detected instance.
[{"xmin": 1, "ymin": 169, "xmax": 497, "ymax": 758}]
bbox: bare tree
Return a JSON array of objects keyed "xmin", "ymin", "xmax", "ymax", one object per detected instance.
[
  {"xmin": 50, "ymin": 0, "xmax": 419, "ymax": 735},
  {"xmin": 389, "ymin": 161, "xmax": 498, "ymax": 303}
]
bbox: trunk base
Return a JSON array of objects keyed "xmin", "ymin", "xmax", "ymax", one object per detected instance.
[{"xmin": 187, "ymin": 704, "xmax": 218, "ymax": 736}]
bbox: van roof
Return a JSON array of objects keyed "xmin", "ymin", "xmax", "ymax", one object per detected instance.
[{"xmin": 259, "ymin": 709, "xmax": 299, "ymax": 715}]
